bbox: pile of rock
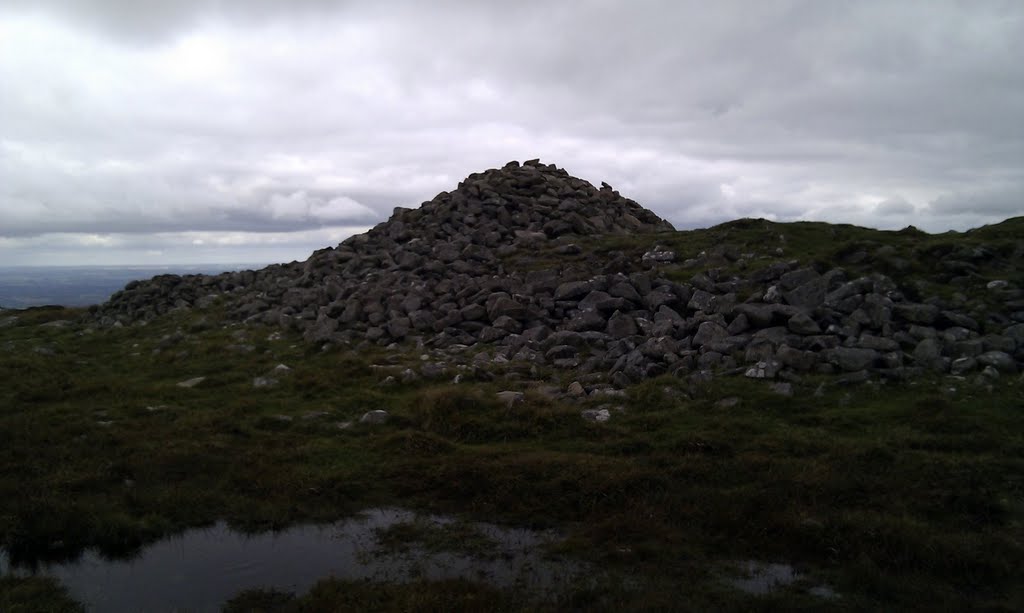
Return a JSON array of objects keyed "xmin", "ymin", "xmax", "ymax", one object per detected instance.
[{"xmin": 90, "ymin": 160, "xmax": 1024, "ymax": 385}]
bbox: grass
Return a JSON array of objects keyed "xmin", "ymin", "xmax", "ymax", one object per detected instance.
[
  {"xmin": 2, "ymin": 218, "xmax": 1024, "ymax": 611},
  {"xmin": 0, "ymin": 576, "xmax": 84, "ymax": 613},
  {"xmin": 223, "ymin": 579, "xmax": 534, "ymax": 613},
  {"xmin": 371, "ymin": 518, "xmax": 500, "ymax": 558}
]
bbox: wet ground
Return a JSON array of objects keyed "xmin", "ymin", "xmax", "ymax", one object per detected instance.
[{"xmin": 0, "ymin": 507, "xmax": 583, "ymax": 613}]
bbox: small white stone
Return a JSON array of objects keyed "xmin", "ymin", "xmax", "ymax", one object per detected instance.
[{"xmin": 176, "ymin": 376, "xmax": 206, "ymax": 388}]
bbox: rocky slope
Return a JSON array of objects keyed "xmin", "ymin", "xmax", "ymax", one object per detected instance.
[{"xmin": 91, "ymin": 160, "xmax": 1024, "ymax": 386}]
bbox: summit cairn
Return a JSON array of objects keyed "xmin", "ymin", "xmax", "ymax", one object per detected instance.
[
  {"xmin": 92, "ymin": 160, "xmax": 1024, "ymax": 386},
  {"xmin": 94, "ymin": 160, "xmax": 675, "ymax": 348}
]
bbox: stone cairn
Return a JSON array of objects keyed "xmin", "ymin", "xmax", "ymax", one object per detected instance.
[{"xmin": 92, "ymin": 159, "xmax": 1023, "ymax": 386}]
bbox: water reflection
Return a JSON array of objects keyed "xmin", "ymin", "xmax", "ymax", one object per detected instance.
[{"xmin": 0, "ymin": 508, "xmax": 583, "ymax": 613}]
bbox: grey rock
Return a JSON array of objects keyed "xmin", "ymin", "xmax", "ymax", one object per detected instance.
[
  {"xmin": 640, "ymin": 336, "xmax": 681, "ymax": 360},
  {"xmin": 487, "ymin": 293, "xmax": 527, "ymax": 321},
  {"xmin": 977, "ymin": 351, "xmax": 1018, "ymax": 373},
  {"xmin": 953, "ymin": 339, "xmax": 984, "ymax": 358},
  {"xmin": 950, "ymin": 357, "xmax": 977, "ymax": 376},
  {"xmin": 644, "ymin": 289, "xmax": 677, "ymax": 312},
  {"xmin": 745, "ymin": 360, "xmax": 781, "ymax": 379},
  {"xmin": 692, "ymin": 321, "xmax": 729, "ymax": 347},
  {"xmin": 360, "ymin": 410, "xmax": 389, "ymax": 425},
  {"xmin": 744, "ymin": 339, "xmax": 775, "ymax": 363},
  {"xmin": 913, "ymin": 338, "xmax": 947, "ymax": 372},
  {"xmin": 776, "ymin": 344, "xmax": 818, "ymax": 371},
  {"xmin": 304, "ymin": 317, "xmax": 339, "ymax": 343},
  {"xmin": 566, "ymin": 309, "xmax": 608, "ymax": 332},
  {"xmin": 940, "ymin": 327, "xmax": 972, "ymax": 343},
  {"xmin": 783, "ymin": 276, "xmax": 828, "ymax": 309},
  {"xmin": 641, "ymin": 246, "xmax": 676, "ymax": 264},
  {"xmin": 544, "ymin": 343, "xmax": 577, "ymax": 362},
  {"xmin": 779, "ymin": 267, "xmax": 820, "ymax": 291},
  {"xmin": 733, "ymin": 303, "xmax": 795, "ymax": 327},
  {"xmin": 908, "ymin": 325, "xmax": 938, "ymax": 340},
  {"xmin": 787, "ymin": 312, "xmax": 821, "ymax": 335},
  {"xmin": 578, "ymin": 290, "xmax": 613, "ymax": 312},
  {"xmin": 827, "ymin": 347, "xmax": 878, "ymax": 372},
  {"xmin": 567, "ymin": 381, "xmax": 586, "ymax": 397},
  {"xmin": 1004, "ymin": 323, "xmax": 1024, "ymax": 343},
  {"xmin": 176, "ymin": 377, "xmax": 206, "ymax": 388},
  {"xmin": 982, "ymin": 335, "xmax": 1016, "ymax": 353},
  {"xmin": 894, "ymin": 303, "xmax": 940, "ymax": 325},
  {"xmin": 554, "ymin": 281, "xmax": 593, "ymax": 301},
  {"xmin": 608, "ymin": 281, "xmax": 642, "ymax": 303},
  {"xmin": 687, "ymin": 289, "xmax": 715, "ymax": 313},
  {"xmin": 857, "ymin": 334, "xmax": 900, "ymax": 352},
  {"xmin": 727, "ymin": 313, "xmax": 750, "ymax": 335},
  {"xmin": 581, "ymin": 408, "xmax": 611, "ymax": 422},
  {"xmin": 460, "ymin": 303, "xmax": 487, "ymax": 321}
]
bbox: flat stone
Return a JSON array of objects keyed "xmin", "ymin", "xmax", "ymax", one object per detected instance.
[
  {"xmin": 857, "ymin": 334, "xmax": 899, "ymax": 352},
  {"xmin": 827, "ymin": 347, "xmax": 878, "ymax": 372},
  {"xmin": 581, "ymin": 408, "xmax": 611, "ymax": 422},
  {"xmin": 359, "ymin": 410, "xmax": 389, "ymax": 425}
]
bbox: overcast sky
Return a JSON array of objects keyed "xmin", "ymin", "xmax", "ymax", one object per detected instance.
[{"xmin": 2, "ymin": 1, "xmax": 1022, "ymax": 266}]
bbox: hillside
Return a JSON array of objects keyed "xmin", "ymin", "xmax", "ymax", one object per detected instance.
[
  {"xmin": 2, "ymin": 161, "xmax": 1023, "ymax": 611},
  {"xmin": 92, "ymin": 159, "xmax": 1024, "ymax": 386}
]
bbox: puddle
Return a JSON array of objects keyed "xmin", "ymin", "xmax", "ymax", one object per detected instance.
[
  {"xmin": 0, "ymin": 507, "xmax": 584, "ymax": 613},
  {"xmin": 725, "ymin": 560, "xmax": 839, "ymax": 599}
]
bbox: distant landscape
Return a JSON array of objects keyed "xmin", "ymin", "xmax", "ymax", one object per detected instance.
[{"xmin": 0, "ymin": 265, "xmax": 265, "ymax": 309}]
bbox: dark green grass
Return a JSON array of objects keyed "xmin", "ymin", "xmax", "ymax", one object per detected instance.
[
  {"xmin": 0, "ymin": 576, "xmax": 84, "ymax": 613},
  {"xmin": 2, "ymin": 265, "xmax": 1024, "ymax": 610}
]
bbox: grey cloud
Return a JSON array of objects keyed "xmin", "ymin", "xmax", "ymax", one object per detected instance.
[
  {"xmin": 1, "ymin": 1, "xmax": 1023, "ymax": 264},
  {"xmin": 874, "ymin": 198, "xmax": 915, "ymax": 216},
  {"xmin": 928, "ymin": 187, "xmax": 1024, "ymax": 217},
  {"xmin": 0, "ymin": 0, "xmax": 363, "ymax": 42}
]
